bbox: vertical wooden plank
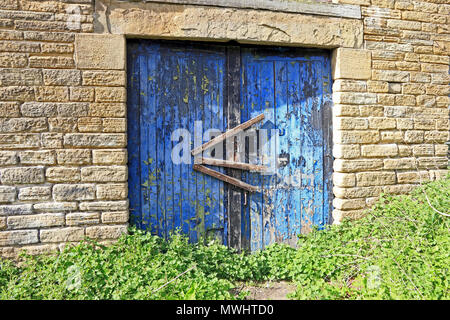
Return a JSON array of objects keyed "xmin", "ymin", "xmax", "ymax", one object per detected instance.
[
  {"xmin": 241, "ymin": 50, "xmax": 259, "ymax": 251},
  {"xmin": 127, "ymin": 42, "xmax": 142, "ymax": 229},
  {"xmin": 286, "ymin": 60, "xmax": 302, "ymax": 240},
  {"xmin": 179, "ymin": 50, "xmax": 191, "ymax": 237},
  {"xmin": 299, "ymin": 61, "xmax": 315, "ymax": 234},
  {"xmin": 195, "ymin": 54, "xmax": 206, "ymax": 243},
  {"xmin": 259, "ymin": 59, "xmax": 275, "ymax": 250},
  {"xmin": 165, "ymin": 48, "xmax": 176, "ymax": 237},
  {"xmin": 202, "ymin": 55, "xmax": 213, "ymax": 244},
  {"xmin": 320, "ymin": 55, "xmax": 333, "ymax": 226},
  {"xmin": 226, "ymin": 46, "xmax": 242, "ymax": 251},
  {"xmin": 138, "ymin": 51, "xmax": 151, "ymax": 231},
  {"xmin": 217, "ymin": 60, "xmax": 226, "ymax": 244},
  {"xmin": 310, "ymin": 60, "xmax": 325, "ymax": 228},
  {"xmin": 154, "ymin": 45, "xmax": 166, "ymax": 238},
  {"xmin": 273, "ymin": 60, "xmax": 290, "ymax": 243},
  {"xmin": 204, "ymin": 56, "xmax": 225, "ymax": 242},
  {"xmin": 186, "ymin": 51, "xmax": 197, "ymax": 243},
  {"xmin": 146, "ymin": 48, "xmax": 159, "ymax": 235},
  {"xmin": 172, "ymin": 54, "xmax": 182, "ymax": 236}
]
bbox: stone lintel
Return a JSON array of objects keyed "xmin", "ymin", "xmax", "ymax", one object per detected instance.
[{"xmin": 94, "ymin": 0, "xmax": 363, "ymax": 49}]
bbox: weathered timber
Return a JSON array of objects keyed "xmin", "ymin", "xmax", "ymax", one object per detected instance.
[
  {"xmin": 193, "ymin": 164, "xmax": 259, "ymax": 193},
  {"xmin": 200, "ymin": 158, "xmax": 268, "ymax": 172},
  {"xmin": 191, "ymin": 113, "xmax": 264, "ymax": 156}
]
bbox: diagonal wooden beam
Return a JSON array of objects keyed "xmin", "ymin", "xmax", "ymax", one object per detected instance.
[
  {"xmin": 200, "ymin": 158, "xmax": 268, "ymax": 172},
  {"xmin": 193, "ymin": 164, "xmax": 259, "ymax": 193},
  {"xmin": 191, "ymin": 113, "xmax": 264, "ymax": 156}
]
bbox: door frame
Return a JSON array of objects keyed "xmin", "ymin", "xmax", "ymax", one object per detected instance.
[
  {"xmin": 74, "ymin": 0, "xmax": 369, "ymax": 243},
  {"xmin": 126, "ymin": 39, "xmax": 334, "ymax": 251}
]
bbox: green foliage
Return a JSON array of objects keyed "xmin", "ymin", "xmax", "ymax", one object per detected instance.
[
  {"xmin": 0, "ymin": 176, "xmax": 448, "ymax": 300},
  {"xmin": 289, "ymin": 176, "xmax": 450, "ymax": 300}
]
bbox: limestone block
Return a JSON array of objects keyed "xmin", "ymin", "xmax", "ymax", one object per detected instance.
[
  {"xmin": 46, "ymin": 167, "xmax": 80, "ymax": 183},
  {"xmin": 333, "ymin": 198, "xmax": 366, "ymax": 210},
  {"xmin": 333, "ymin": 92, "xmax": 377, "ymax": 105},
  {"xmin": 0, "ymin": 167, "xmax": 44, "ymax": 184},
  {"xmin": 79, "ymin": 200, "xmax": 127, "ymax": 211},
  {"xmin": 89, "ymin": 103, "xmax": 126, "ymax": 117},
  {"xmin": 92, "ymin": 149, "xmax": 127, "ymax": 165},
  {"xmin": 63, "ymin": 133, "xmax": 126, "ymax": 148},
  {"xmin": 96, "ymin": 183, "xmax": 127, "ymax": 200},
  {"xmin": 81, "ymin": 166, "xmax": 127, "ymax": 182},
  {"xmin": 7, "ymin": 213, "xmax": 65, "ymax": 229},
  {"xmin": 332, "ymin": 144, "xmax": 360, "ymax": 159},
  {"xmin": 43, "ymin": 69, "xmax": 81, "ymax": 86},
  {"xmin": 34, "ymin": 202, "xmax": 77, "ymax": 213},
  {"xmin": 70, "ymin": 87, "xmax": 95, "ymax": 102},
  {"xmin": 82, "ymin": 70, "xmax": 126, "ymax": 86},
  {"xmin": 361, "ymin": 144, "xmax": 398, "ymax": 157},
  {"xmin": 0, "ymin": 204, "xmax": 33, "ymax": 216},
  {"xmin": 356, "ymin": 172, "xmax": 396, "ymax": 187},
  {"xmin": 0, "ymin": 134, "xmax": 40, "ymax": 149},
  {"xmin": 332, "ymin": 48, "xmax": 371, "ymax": 80},
  {"xmin": 40, "ymin": 227, "xmax": 85, "ymax": 243},
  {"xmin": 0, "ymin": 230, "xmax": 38, "ymax": 246},
  {"xmin": 53, "ymin": 184, "xmax": 96, "ymax": 201},
  {"xmin": 334, "ymin": 159, "xmax": 384, "ymax": 172},
  {"xmin": 333, "ymin": 173, "xmax": 356, "ymax": 187},
  {"xmin": 397, "ymin": 171, "xmax": 430, "ymax": 184},
  {"xmin": 332, "ymin": 209, "xmax": 367, "ymax": 224},
  {"xmin": 0, "ymin": 102, "xmax": 20, "ymax": 117},
  {"xmin": 41, "ymin": 132, "xmax": 63, "ymax": 148},
  {"xmin": 20, "ymin": 102, "xmax": 57, "ymax": 117},
  {"xmin": 18, "ymin": 186, "xmax": 51, "ymax": 201},
  {"xmin": 75, "ymin": 34, "xmax": 125, "ymax": 70},
  {"xmin": 0, "ymin": 118, "xmax": 47, "ymax": 133},
  {"xmin": 85, "ymin": 225, "xmax": 127, "ymax": 240},
  {"xmin": 18, "ymin": 150, "xmax": 55, "ymax": 165},
  {"xmin": 66, "ymin": 212, "xmax": 100, "ymax": 226},
  {"xmin": 102, "ymin": 211, "xmax": 129, "ymax": 224},
  {"xmin": 334, "ymin": 130, "xmax": 379, "ymax": 144},
  {"xmin": 333, "ymin": 186, "xmax": 382, "ymax": 199},
  {"xmin": 383, "ymin": 158, "xmax": 416, "ymax": 170},
  {"xmin": 0, "ymin": 186, "xmax": 15, "ymax": 203},
  {"xmin": 56, "ymin": 149, "xmax": 91, "ymax": 165}
]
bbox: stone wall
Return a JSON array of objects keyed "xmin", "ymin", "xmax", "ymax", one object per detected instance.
[
  {"xmin": 332, "ymin": 0, "xmax": 449, "ymax": 222},
  {"xmin": 0, "ymin": 0, "xmax": 448, "ymax": 258},
  {"xmin": 0, "ymin": 0, "xmax": 128, "ymax": 259}
]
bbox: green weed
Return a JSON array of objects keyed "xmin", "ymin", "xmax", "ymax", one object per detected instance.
[{"xmin": 0, "ymin": 176, "xmax": 448, "ymax": 300}]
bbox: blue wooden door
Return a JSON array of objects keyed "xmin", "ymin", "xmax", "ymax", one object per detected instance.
[
  {"xmin": 127, "ymin": 41, "xmax": 332, "ymax": 250},
  {"xmin": 127, "ymin": 40, "xmax": 227, "ymax": 243},
  {"xmin": 240, "ymin": 47, "xmax": 333, "ymax": 251}
]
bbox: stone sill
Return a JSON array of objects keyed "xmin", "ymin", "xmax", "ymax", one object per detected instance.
[{"xmin": 115, "ymin": 0, "xmax": 362, "ymax": 19}]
